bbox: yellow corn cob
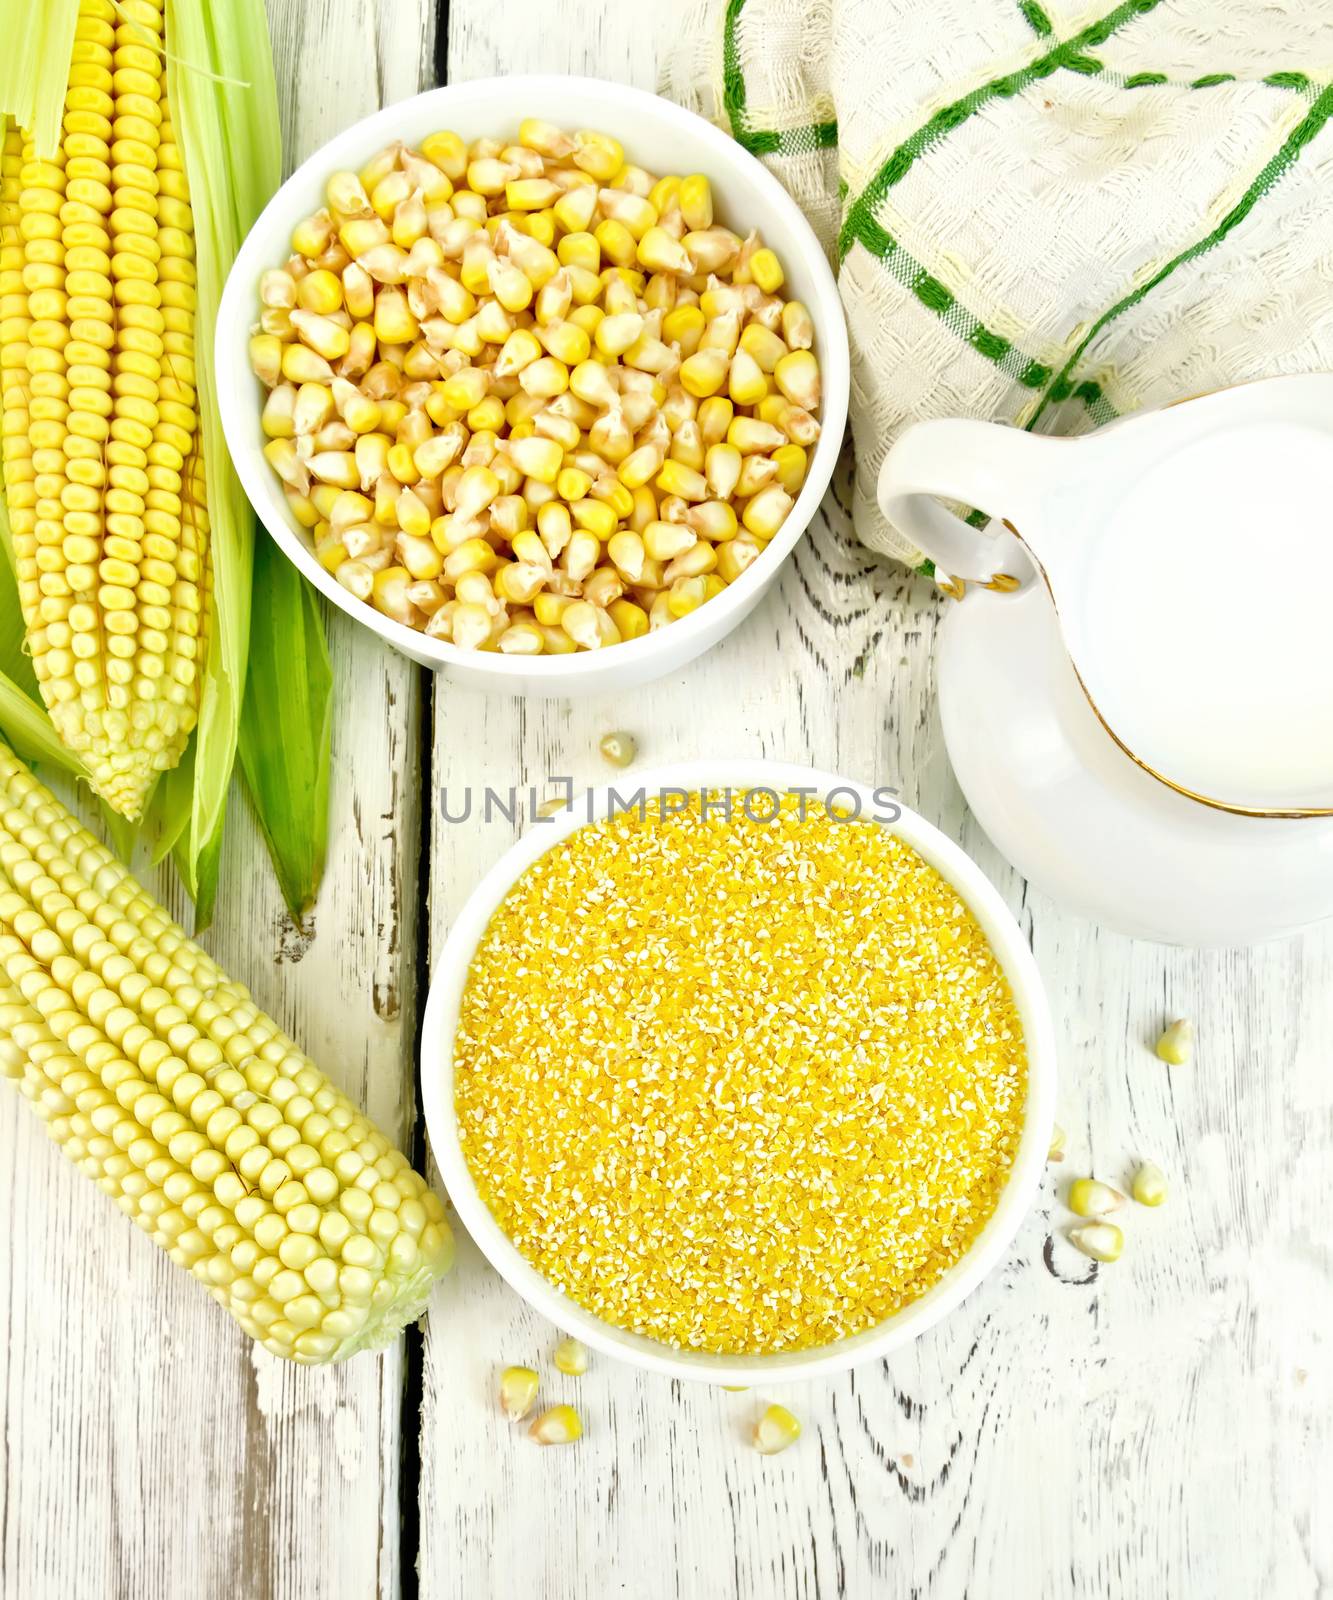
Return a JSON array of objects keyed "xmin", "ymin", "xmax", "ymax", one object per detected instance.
[
  {"xmin": 0, "ymin": 0, "xmax": 208, "ymax": 820},
  {"xmin": 0, "ymin": 740, "xmax": 453, "ymax": 1361}
]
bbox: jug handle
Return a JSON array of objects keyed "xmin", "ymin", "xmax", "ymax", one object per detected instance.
[{"xmin": 877, "ymin": 419, "xmax": 1063, "ymax": 584}]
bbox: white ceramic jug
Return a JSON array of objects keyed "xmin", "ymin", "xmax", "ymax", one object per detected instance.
[{"xmin": 877, "ymin": 374, "xmax": 1333, "ymax": 945}]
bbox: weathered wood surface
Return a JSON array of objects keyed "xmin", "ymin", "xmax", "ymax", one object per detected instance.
[
  {"xmin": 0, "ymin": 4, "xmax": 434, "ymax": 1596},
  {"xmin": 417, "ymin": 6, "xmax": 1333, "ymax": 1600},
  {"xmin": 4, "ymin": 1, "xmax": 1332, "ymax": 1597}
]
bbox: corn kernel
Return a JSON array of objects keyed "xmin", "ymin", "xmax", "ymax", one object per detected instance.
[
  {"xmin": 441, "ymin": 368, "xmax": 489, "ymax": 411},
  {"xmin": 444, "ymin": 539, "xmax": 500, "ymax": 582},
  {"xmin": 1068, "ymin": 1178, "xmax": 1124, "ymax": 1218},
  {"xmin": 636, "ymin": 226, "xmax": 692, "ymax": 276},
  {"xmin": 590, "ymin": 477, "xmax": 634, "ymax": 520},
  {"xmin": 1069, "ymin": 1222, "xmax": 1123, "ymax": 1263},
  {"xmin": 291, "ymin": 208, "xmax": 335, "ymax": 257},
  {"xmin": 749, "ymin": 247, "xmax": 784, "ymax": 294},
  {"xmin": 683, "ymin": 227, "xmax": 741, "ymax": 273},
  {"xmin": 656, "ymin": 460, "xmax": 708, "ymax": 502},
  {"xmin": 519, "ymin": 357, "xmax": 569, "ymax": 400},
  {"xmin": 617, "ymin": 444, "xmax": 664, "ymax": 491},
  {"xmin": 500, "ymin": 1365, "xmax": 540, "ymax": 1420},
  {"xmin": 534, "ymin": 591, "xmax": 573, "ymax": 627},
  {"xmin": 553, "ymin": 1336, "xmax": 588, "ymax": 1375},
  {"xmin": 728, "ymin": 416, "xmax": 787, "ymax": 455},
  {"xmin": 669, "ymin": 421, "xmax": 705, "ymax": 473},
  {"xmin": 583, "ymin": 566, "xmax": 624, "ymax": 608},
  {"xmin": 649, "ymin": 174, "xmax": 682, "ymax": 214},
  {"xmin": 538, "ymin": 500, "xmax": 573, "ymax": 559},
  {"xmin": 703, "ymin": 443, "xmax": 742, "ymax": 500},
  {"xmin": 396, "ymin": 487, "xmax": 432, "ymax": 538},
  {"xmin": 607, "ymin": 529, "xmax": 646, "ymax": 582},
  {"xmin": 538, "ymin": 621, "xmax": 579, "ymax": 655},
  {"xmin": 739, "ymin": 324, "xmax": 788, "ymax": 374},
  {"xmin": 262, "ymin": 385, "xmax": 297, "ymax": 439},
  {"xmin": 601, "ymin": 189, "xmax": 658, "ymax": 239},
  {"xmin": 660, "ymin": 305, "xmax": 705, "ymax": 359},
  {"xmin": 467, "ymin": 396, "xmax": 506, "ymax": 434},
  {"xmin": 397, "ymin": 531, "xmax": 444, "ymax": 580},
  {"xmin": 296, "ymin": 268, "xmax": 343, "ymax": 314},
  {"xmin": 629, "ymin": 486, "xmax": 658, "ymax": 533},
  {"xmin": 495, "ymin": 561, "xmax": 548, "ymax": 605},
  {"xmin": 1155, "ymin": 1019, "xmax": 1193, "ymax": 1065},
  {"xmin": 572, "ymin": 130, "xmax": 624, "ymax": 181},
  {"xmin": 570, "ymin": 498, "xmax": 615, "ymax": 541},
  {"xmin": 508, "ymin": 434, "xmax": 563, "ymax": 485},
  {"xmin": 307, "ymin": 451, "xmax": 360, "ymax": 489},
  {"xmin": 736, "ymin": 454, "xmax": 779, "ymax": 498},
  {"xmin": 589, "ymin": 404, "xmax": 633, "ymax": 465},
  {"xmin": 593, "ymin": 218, "xmax": 637, "ymax": 269},
  {"xmin": 664, "ymin": 541, "xmax": 717, "ymax": 582},
  {"xmin": 754, "ymin": 1404, "xmax": 801, "ymax": 1455},
  {"xmin": 728, "ymin": 349, "xmax": 768, "ymax": 407},
  {"xmin": 607, "ymin": 597, "xmax": 649, "ymax": 640},
  {"xmin": 774, "ymin": 349, "xmax": 820, "ymax": 411},
  {"xmin": 687, "ymin": 499, "xmax": 739, "ymax": 543},
  {"xmin": 529, "ymin": 1404, "xmax": 583, "ymax": 1446},
  {"xmin": 679, "ymin": 349, "xmax": 728, "ymax": 399},
  {"xmin": 741, "ymin": 485, "xmax": 794, "ymax": 540},
  {"xmin": 561, "ymin": 600, "xmax": 619, "ymax": 650},
  {"xmin": 716, "ymin": 535, "xmax": 762, "ymax": 584},
  {"xmin": 448, "ymin": 600, "xmax": 492, "ymax": 650},
  {"xmin": 534, "ymin": 410, "xmax": 581, "ymax": 452},
  {"xmin": 557, "ymin": 229, "xmax": 602, "ymax": 275},
  {"xmin": 679, "ymin": 174, "xmax": 714, "ymax": 233},
  {"xmin": 594, "ymin": 312, "xmax": 644, "ymax": 358},
  {"xmin": 781, "ymin": 300, "xmax": 814, "ymax": 350},
  {"xmin": 1132, "ymin": 1162, "xmax": 1168, "ymax": 1207},
  {"xmin": 568, "ymin": 359, "xmax": 616, "ymax": 409},
  {"xmin": 666, "ymin": 574, "xmax": 707, "ymax": 616},
  {"xmin": 643, "ymin": 520, "xmax": 696, "ymax": 562},
  {"xmin": 539, "ymin": 320, "xmax": 591, "ymax": 366},
  {"xmin": 506, "ymin": 178, "xmax": 561, "ymax": 212}
]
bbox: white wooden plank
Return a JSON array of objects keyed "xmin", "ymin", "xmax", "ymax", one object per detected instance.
[
  {"xmin": 417, "ymin": 6, "xmax": 1333, "ymax": 1597},
  {"xmin": 0, "ymin": 3, "xmax": 434, "ymax": 1595}
]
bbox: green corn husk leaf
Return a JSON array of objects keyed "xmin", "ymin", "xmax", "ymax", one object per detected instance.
[
  {"xmin": 0, "ymin": 0, "xmax": 333, "ymax": 923},
  {"xmin": 0, "ymin": 8, "xmax": 78, "ymax": 159},
  {"xmin": 0, "ymin": 495, "xmax": 41, "ymax": 710},
  {"xmin": 239, "ymin": 534, "xmax": 332, "ymax": 922},
  {"xmin": 166, "ymin": 0, "xmax": 333, "ymax": 927},
  {"xmin": 163, "ymin": 0, "xmax": 272, "ymax": 915}
]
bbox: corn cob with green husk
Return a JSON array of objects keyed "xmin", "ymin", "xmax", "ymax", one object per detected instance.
[
  {"xmin": 0, "ymin": 738, "xmax": 452, "ymax": 1361},
  {"xmin": 0, "ymin": 0, "xmax": 333, "ymax": 928},
  {"xmin": 0, "ymin": 0, "xmax": 208, "ymax": 820}
]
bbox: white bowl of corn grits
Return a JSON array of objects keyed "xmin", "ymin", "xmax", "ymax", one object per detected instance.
[
  {"xmin": 215, "ymin": 77, "xmax": 849, "ymax": 696},
  {"xmin": 421, "ymin": 762, "xmax": 1056, "ymax": 1383}
]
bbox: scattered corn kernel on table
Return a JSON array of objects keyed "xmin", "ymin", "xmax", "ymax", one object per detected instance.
[{"xmin": 3, "ymin": 3, "xmax": 1332, "ymax": 1596}]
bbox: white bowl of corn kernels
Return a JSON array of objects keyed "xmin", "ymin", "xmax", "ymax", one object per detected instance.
[
  {"xmin": 421, "ymin": 762, "xmax": 1057, "ymax": 1384},
  {"xmin": 216, "ymin": 77, "xmax": 848, "ymax": 695}
]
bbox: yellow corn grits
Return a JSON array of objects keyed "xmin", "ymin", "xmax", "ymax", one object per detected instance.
[{"xmin": 454, "ymin": 792, "xmax": 1028, "ymax": 1354}]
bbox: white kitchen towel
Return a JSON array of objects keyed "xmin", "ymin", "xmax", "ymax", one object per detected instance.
[{"xmin": 663, "ymin": 0, "xmax": 1333, "ymax": 564}]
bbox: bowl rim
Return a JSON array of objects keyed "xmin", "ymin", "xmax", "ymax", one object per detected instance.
[
  {"xmin": 420, "ymin": 758, "xmax": 1058, "ymax": 1383},
  {"xmin": 214, "ymin": 75, "xmax": 851, "ymax": 680}
]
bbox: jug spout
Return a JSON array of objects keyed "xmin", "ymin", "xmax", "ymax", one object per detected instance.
[{"xmin": 877, "ymin": 419, "xmax": 1077, "ymax": 587}]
